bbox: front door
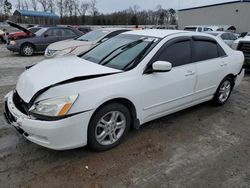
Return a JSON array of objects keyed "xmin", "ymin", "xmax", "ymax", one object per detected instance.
[{"xmin": 141, "ymin": 37, "xmax": 197, "ymax": 122}]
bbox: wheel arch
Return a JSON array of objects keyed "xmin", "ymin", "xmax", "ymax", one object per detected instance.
[
  {"xmin": 91, "ymin": 97, "xmax": 140, "ymax": 130},
  {"xmin": 20, "ymin": 42, "xmax": 36, "ymax": 53},
  {"xmin": 225, "ymin": 73, "xmax": 236, "ymax": 85}
]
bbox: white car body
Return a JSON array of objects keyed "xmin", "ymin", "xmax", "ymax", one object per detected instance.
[
  {"xmin": 4, "ymin": 30, "xmax": 245, "ymax": 150},
  {"xmin": 44, "ymin": 28, "xmax": 130, "ymax": 58}
]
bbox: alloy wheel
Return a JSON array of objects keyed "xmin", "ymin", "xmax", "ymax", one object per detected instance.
[{"xmin": 95, "ymin": 111, "xmax": 126, "ymax": 146}]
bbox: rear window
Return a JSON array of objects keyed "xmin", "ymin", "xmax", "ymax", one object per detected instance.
[{"xmin": 193, "ymin": 40, "xmax": 220, "ymax": 62}]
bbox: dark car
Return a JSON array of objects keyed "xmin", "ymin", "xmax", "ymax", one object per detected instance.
[{"xmin": 7, "ymin": 23, "xmax": 83, "ymax": 56}]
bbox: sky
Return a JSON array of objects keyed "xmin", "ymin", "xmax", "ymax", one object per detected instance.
[
  {"xmin": 96, "ymin": 0, "xmax": 233, "ymax": 13},
  {"xmin": 9, "ymin": 0, "xmax": 234, "ymax": 13}
]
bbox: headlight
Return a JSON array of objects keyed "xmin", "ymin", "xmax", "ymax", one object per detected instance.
[
  {"xmin": 57, "ymin": 47, "xmax": 77, "ymax": 56},
  {"xmin": 29, "ymin": 94, "xmax": 78, "ymax": 117},
  {"xmin": 45, "ymin": 48, "xmax": 58, "ymax": 57},
  {"xmin": 9, "ymin": 40, "xmax": 16, "ymax": 45}
]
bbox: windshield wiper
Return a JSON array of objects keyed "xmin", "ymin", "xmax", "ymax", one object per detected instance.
[
  {"xmin": 78, "ymin": 39, "xmax": 89, "ymax": 41},
  {"xmin": 98, "ymin": 39, "xmax": 145, "ymax": 65},
  {"xmin": 124, "ymin": 40, "xmax": 156, "ymax": 71}
]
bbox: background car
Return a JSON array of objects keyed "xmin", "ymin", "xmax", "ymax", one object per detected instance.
[
  {"xmin": 68, "ymin": 26, "xmax": 92, "ymax": 34},
  {"xmin": 206, "ymin": 31, "xmax": 238, "ymax": 47},
  {"xmin": 45, "ymin": 28, "xmax": 131, "ymax": 58},
  {"xmin": 232, "ymin": 33, "xmax": 250, "ymax": 68},
  {"xmin": 184, "ymin": 25, "xmax": 213, "ymax": 32},
  {"xmin": 7, "ymin": 26, "xmax": 83, "ymax": 56}
]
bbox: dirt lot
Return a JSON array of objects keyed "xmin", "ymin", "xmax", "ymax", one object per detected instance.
[{"xmin": 0, "ymin": 46, "xmax": 249, "ymax": 188}]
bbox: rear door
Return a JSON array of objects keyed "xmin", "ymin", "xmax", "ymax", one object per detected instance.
[
  {"xmin": 193, "ymin": 36, "xmax": 227, "ymax": 101},
  {"xmin": 60, "ymin": 28, "xmax": 79, "ymax": 41}
]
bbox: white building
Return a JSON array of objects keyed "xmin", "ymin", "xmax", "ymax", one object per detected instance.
[{"xmin": 178, "ymin": 0, "xmax": 250, "ymax": 33}]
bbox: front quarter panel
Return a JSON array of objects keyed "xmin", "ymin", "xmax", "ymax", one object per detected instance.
[{"xmin": 34, "ymin": 71, "xmax": 145, "ymax": 123}]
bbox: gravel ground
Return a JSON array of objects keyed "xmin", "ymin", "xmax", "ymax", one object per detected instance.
[{"xmin": 0, "ymin": 46, "xmax": 249, "ymax": 188}]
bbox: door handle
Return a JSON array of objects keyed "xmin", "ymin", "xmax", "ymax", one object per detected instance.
[
  {"xmin": 185, "ymin": 70, "xmax": 195, "ymax": 76},
  {"xmin": 220, "ymin": 62, "xmax": 228, "ymax": 67}
]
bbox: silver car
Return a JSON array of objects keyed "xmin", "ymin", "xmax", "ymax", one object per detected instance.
[
  {"xmin": 206, "ymin": 31, "xmax": 238, "ymax": 47},
  {"xmin": 45, "ymin": 28, "xmax": 131, "ymax": 58}
]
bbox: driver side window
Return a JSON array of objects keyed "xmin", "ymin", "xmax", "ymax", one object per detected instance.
[{"xmin": 155, "ymin": 40, "xmax": 192, "ymax": 67}]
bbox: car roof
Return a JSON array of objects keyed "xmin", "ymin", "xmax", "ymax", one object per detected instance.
[{"xmin": 123, "ymin": 29, "xmax": 188, "ymax": 38}]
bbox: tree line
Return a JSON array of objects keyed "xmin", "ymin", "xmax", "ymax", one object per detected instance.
[{"xmin": 0, "ymin": 0, "xmax": 177, "ymax": 26}]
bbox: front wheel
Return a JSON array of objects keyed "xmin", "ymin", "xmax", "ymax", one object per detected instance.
[
  {"xmin": 212, "ymin": 76, "xmax": 234, "ymax": 106},
  {"xmin": 20, "ymin": 44, "xmax": 35, "ymax": 56},
  {"xmin": 88, "ymin": 103, "xmax": 131, "ymax": 151}
]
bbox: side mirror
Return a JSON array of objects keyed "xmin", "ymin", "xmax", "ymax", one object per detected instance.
[{"xmin": 152, "ymin": 61, "xmax": 172, "ymax": 72}]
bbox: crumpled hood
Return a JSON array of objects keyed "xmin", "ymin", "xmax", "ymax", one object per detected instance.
[
  {"xmin": 48, "ymin": 39, "xmax": 93, "ymax": 51},
  {"xmin": 16, "ymin": 56, "xmax": 121, "ymax": 103}
]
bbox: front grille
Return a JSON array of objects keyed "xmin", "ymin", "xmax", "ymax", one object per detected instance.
[
  {"xmin": 238, "ymin": 42, "xmax": 250, "ymax": 60},
  {"xmin": 12, "ymin": 91, "xmax": 29, "ymax": 115}
]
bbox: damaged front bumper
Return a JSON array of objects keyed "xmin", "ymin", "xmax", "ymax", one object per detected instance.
[{"xmin": 4, "ymin": 91, "xmax": 93, "ymax": 150}]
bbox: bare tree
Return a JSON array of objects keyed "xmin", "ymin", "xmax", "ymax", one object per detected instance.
[
  {"xmin": 73, "ymin": 0, "xmax": 79, "ymax": 18},
  {"xmin": 0, "ymin": 0, "xmax": 4, "ymax": 14},
  {"xmin": 30, "ymin": 0, "xmax": 37, "ymax": 11},
  {"xmin": 56, "ymin": 0, "xmax": 64, "ymax": 20},
  {"xmin": 16, "ymin": 0, "xmax": 21, "ymax": 10},
  {"xmin": 48, "ymin": 0, "xmax": 55, "ymax": 13},
  {"xmin": 23, "ymin": 0, "xmax": 29, "ymax": 10},
  {"xmin": 78, "ymin": 2, "xmax": 89, "ymax": 16},
  {"xmin": 89, "ymin": 0, "xmax": 98, "ymax": 16},
  {"xmin": 128, "ymin": 5, "xmax": 140, "ymax": 14},
  {"xmin": 38, "ymin": 0, "xmax": 48, "ymax": 12}
]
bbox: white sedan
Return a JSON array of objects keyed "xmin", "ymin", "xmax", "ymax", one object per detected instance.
[{"xmin": 4, "ymin": 30, "xmax": 245, "ymax": 151}]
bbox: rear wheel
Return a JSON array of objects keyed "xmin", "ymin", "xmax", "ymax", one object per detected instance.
[
  {"xmin": 88, "ymin": 103, "xmax": 131, "ymax": 151},
  {"xmin": 20, "ymin": 43, "xmax": 35, "ymax": 56},
  {"xmin": 212, "ymin": 76, "xmax": 234, "ymax": 106}
]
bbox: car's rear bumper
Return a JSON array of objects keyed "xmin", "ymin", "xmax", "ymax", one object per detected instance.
[{"xmin": 4, "ymin": 91, "xmax": 93, "ymax": 150}]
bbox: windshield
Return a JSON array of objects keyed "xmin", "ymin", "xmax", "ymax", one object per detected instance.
[
  {"xmin": 77, "ymin": 30, "xmax": 109, "ymax": 41},
  {"xmin": 34, "ymin": 28, "xmax": 48, "ymax": 36},
  {"xmin": 81, "ymin": 34, "xmax": 158, "ymax": 70},
  {"xmin": 29, "ymin": 27, "xmax": 41, "ymax": 33}
]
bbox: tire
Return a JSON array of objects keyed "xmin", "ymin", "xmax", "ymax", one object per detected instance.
[
  {"xmin": 88, "ymin": 103, "xmax": 131, "ymax": 151},
  {"xmin": 0, "ymin": 37, "xmax": 4, "ymax": 44},
  {"xmin": 212, "ymin": 76, "xmax": 234, "ymax": 106},
  {"xmin": 20, "ymin": 43, "xmax": 35, "ymax": 56}
]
